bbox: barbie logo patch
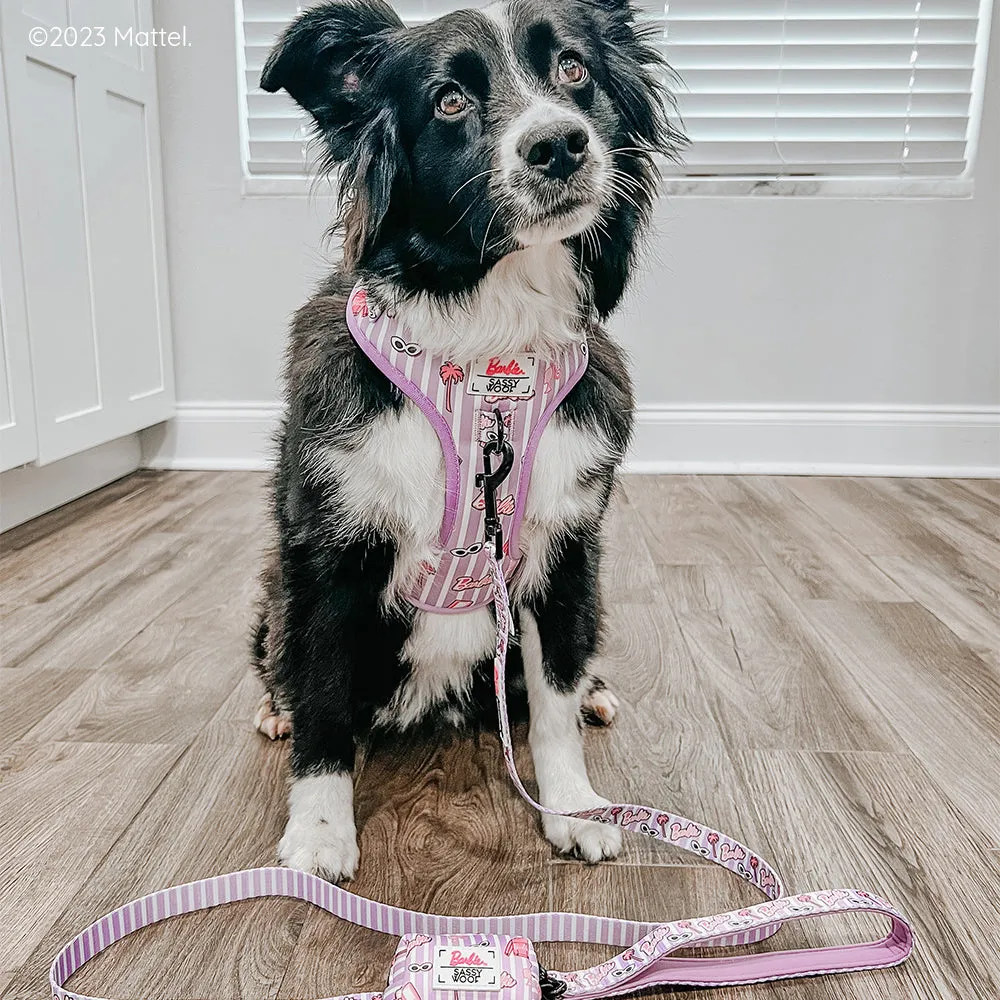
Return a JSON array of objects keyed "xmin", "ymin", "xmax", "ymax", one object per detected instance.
[
  {"xmin": 387, "ymin": 934, "xmax": 540, "ymax": 999},
  {"xmin": 433, "ymin": 943, "xmax": 502, "ymax": 990},
  {"xmin": 466, "ymin": 354, "xmax": 538, "ymax": 398}
]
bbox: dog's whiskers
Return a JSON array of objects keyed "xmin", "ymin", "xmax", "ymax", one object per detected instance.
[
  {"xmin": 606, "ymin": 145, "xmax": 656, "ymax": 158},
  {"xmin": 608, "ymin": 168, "xmax": 646, "ymax": 192},
  {"xmin": 480, "ymin": 206, "xmax": 504, "ymax": 264},
  {"xmin": 606, "ymin": 179, "xmax": 647, "ymax": 216},
  {"xmin": 444, "ymin": 195, "xmax": 482, "ymax": 236},
  {"xmin": 449, "ymin": 169, "xmax": 502, "ymax": 204}
]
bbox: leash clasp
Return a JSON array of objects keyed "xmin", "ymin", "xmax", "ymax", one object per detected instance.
[{"xmin": 476, "ymin": 408, "xmax": 515, "ymax": 560}]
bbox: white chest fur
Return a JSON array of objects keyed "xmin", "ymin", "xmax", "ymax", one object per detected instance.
[
  {"xmin": 322, "ymin": 401, "xmax": 444, "ymax": 597},
  {"xmin": 370, "ymin": 243, "xmax": 588, "ymax": 359},
  {"xmin": 330, "ymin": 397, "xmax": 610, "ymax": 588},
  {"xmin": 351, "ymin": 400, "xmax": 608, "ymax": 729},
  {"xmin": 331, "ymin": 242, "xmax": 612, "ymax": 726}
]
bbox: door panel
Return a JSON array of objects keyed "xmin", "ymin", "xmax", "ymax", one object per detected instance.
[
  {"xmin": 93, "ymin": 90, "xmax": 164, "ymax": 403},
  {"xmin": 17, "ymin": 57, "xmax": 103, "ymax": 427},
  {"xmin": 77, "ymin": 0, "xmax": 142, "ymax": 69},
  {"xmin": 0, "ymin": 42, "xmax": 38, "ymax": 471},
  {"xmin": 20, "ymin": 0, "xmax": 66, "ymax": 27},
  {"xmin": 2, "ymin": 0, "xmax": 175, "ymax": 464}
]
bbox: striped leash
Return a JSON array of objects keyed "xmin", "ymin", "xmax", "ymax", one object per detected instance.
[
  {"xmin": 50, "ymin": 419, "xmax": 914, "ymax": 998},
  {"xmin": 50, "ymin": 550, "xmax": 913, "ymax": 999}
]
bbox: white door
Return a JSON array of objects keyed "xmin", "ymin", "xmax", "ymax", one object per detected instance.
[
  {"xmin": 0, "ymin": 0, "xmax": 174, "ymax": 465},
  {"xmin": 0, "ymin": 41, "xmax": 37, "ymax": 471}
]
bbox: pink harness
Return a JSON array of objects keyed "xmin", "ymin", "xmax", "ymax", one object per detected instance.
[
  {"xmin": 50, "ymin": 290, "xmax": 915, "ymax": 998},
  {"xmin": 346, "ymin": 285, "xmax": 588, "ymax": 612}
]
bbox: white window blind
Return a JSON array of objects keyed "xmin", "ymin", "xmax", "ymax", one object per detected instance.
[{"xmin": 239, "ymin": 0, "xmax": 989, "ymax": 181}]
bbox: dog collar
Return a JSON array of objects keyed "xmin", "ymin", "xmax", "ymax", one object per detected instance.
[{"xmin": 345, "ymin": 284, "xmax": 589, "ymax": 614}]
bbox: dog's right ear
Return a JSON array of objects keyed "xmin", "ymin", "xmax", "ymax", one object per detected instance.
[{"xmin": 259, "ymin": 0, "xmax": 404, "ymax": 160}]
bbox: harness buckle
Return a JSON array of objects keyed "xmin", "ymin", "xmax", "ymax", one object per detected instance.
[{"xmin": 476, "ymin": 408, "xmax": 515, "ymax": 561}]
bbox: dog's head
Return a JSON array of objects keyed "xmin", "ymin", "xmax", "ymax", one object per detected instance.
[{"xmin": 261, "ymin": 0, "xmax": 682, "ymax": 316}]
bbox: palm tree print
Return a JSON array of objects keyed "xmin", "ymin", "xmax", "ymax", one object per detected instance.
[{"xmin": 440, "ymin": 362, "xmax": 464, "ymax": 412}]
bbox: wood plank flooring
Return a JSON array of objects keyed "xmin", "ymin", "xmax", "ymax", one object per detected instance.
[{"xmin": 1, "ymin": 471, "xmax": 998, "ymax": 1000}]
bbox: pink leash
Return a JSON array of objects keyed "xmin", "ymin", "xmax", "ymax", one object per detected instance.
[
  {"xmin": 50, "ymin": 417, "xmax": 914, "ymax": 997},
  {"xmin": 50, "ymin": 547, "xmax": 914, "ymax": 999}
]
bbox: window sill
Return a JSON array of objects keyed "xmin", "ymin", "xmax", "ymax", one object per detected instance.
[
  {"xmin": 242, "ymin": 175, "xmax": 338, "ymax": 198},
  {"xmin": 241, "ymin": 173, "xmax": 974, "ymax": 200},
  {"xmin": 659, "ymin": 176, "xmax": 975, "ymax": 199}
]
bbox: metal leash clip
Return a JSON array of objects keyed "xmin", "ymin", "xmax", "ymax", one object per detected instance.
[{"xmin": 476, "ymin": 408, "xmax": 515, "ymax": 561}]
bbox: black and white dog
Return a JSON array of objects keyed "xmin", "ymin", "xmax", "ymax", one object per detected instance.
[{"xmin": 252, "ymin": 0, "xmax": 680, "ymax": 881}]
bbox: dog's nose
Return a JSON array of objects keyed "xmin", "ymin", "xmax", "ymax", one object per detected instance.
[{"xmin": 518, "ymin": 124, "xmax": 589, "ymax": 181}]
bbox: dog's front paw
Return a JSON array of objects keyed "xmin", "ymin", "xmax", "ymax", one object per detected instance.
[
  {"xmin": 279, "ymin": 773, "xmax": 358, "ymax": 882},
  {"xmin": 278, "ymin": 814, "xmax": 360, "ymax": 881},
  {"xmin": 542, "ymin": 808, "xmax": 623, "ymax": 863}
]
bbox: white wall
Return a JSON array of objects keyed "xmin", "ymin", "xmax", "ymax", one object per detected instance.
[{"xmin": 144, "ymin": 0, "xmax": 1000, "ymax": 475}]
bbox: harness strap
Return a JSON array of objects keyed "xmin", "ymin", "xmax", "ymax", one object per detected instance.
[{"xmin": 344, "ymin": 285, "xmax": 590, "ymax": 614}]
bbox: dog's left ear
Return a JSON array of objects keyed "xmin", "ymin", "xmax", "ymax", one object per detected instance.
[
  {"xmin": 260, "ymin": 0, "xmax": 404, "ymax": 160},
  {"xmin": 261, "ymin": 1, "xmax": 408, "ymax": 269},
  {"xmin": 581, "ymin": 0, "xmax": 685, "ymax": 316}
]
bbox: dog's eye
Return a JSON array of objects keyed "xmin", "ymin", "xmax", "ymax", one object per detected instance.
[
  {"xmin": 437, "ymin": 87, "xmax": 468, "ymax": 117},
  {"xmin": 557, "ymin": 52, "xmax": 587, "ymax": 85}
]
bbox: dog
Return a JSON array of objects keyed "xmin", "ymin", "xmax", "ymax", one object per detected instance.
[{"xmin": 251, "ymin": 0, "xmax": 681, "ymax": 882}]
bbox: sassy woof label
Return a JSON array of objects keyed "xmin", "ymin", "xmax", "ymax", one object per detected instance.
[
  {"xmin": 432, "ymin": 944, "xmax": 502, "ymax": 991},
  {"xmin": 466, "ymin": 354, "xmax": 538, "ymax": 398}
]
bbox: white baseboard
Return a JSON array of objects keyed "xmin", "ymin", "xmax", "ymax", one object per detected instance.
[
  {"xmin": 140, "ymin": 404, "xmax": 278, "ymax": 472},
  {"xmin": 0, "ymin": 433, "xmax": 142, "ymax": 532},
  {"xmin": 629, "ymin": 404, "xmax": 1000, "ymax": 476},
  {"xmin": 140, "ymin": 402, "xmax": 1000, "ymax": 478}
]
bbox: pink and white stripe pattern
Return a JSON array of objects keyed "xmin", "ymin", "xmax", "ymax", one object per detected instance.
[
  {"xmin": 49, "ymin": 868, "xmax": 912, "ymax": 1000},
  {"xmin": 346, "ymin": 285, "xmax": 588, "ymax": 613}
]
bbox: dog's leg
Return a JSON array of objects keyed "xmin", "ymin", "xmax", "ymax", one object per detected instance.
[
  {"xmin": 279, "ymin": 769, "xmax": 357, "ymax": 880},
  {"xmin": 274, "ymin": 562, "xmax": 360, "ymax": 882},
  {"xmin": 251, "ymin": 554, "xmax": 295, "ymax": 740},
  {"xmin": 521, "ymin": 538, "xmax": 622, "ymax": 862},
  {"xmin": 279, "ymin": 706, "xmax": 359, "ymax": 880}
]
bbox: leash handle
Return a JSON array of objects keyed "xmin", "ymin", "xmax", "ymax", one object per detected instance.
[
  {"xmin": 485, "ymin": 548, "xmax": 914, "ymax": 993},
  {"xmin": 49, "ymin": 867, "xmax": 912, "ymax": 1000}
]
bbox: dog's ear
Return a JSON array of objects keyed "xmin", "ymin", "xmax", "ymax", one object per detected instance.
[
  {"xmin": 259, "ymin": 0, "xmax": 404, "ymax": 160},
  {"xmin": 582, "ymin": 0, "xmax": 685, "ymax": 316},
  {"xmin": 597, "ymin": 2, "xmax": 684, "ymax": 158},
  {"xmin": 261, "ymin": 1, "xmax": 407, "ymax": 267},
  {"xmin": 339, "ymin": 106, "xmax": 407, "ymax": 269}
]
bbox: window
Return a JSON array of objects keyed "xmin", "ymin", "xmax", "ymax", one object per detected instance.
[{"xmin": 238, "ymin": 0, "xmax": 992, "ymax": 189}]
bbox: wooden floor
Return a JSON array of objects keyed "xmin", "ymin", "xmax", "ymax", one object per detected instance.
[{"xmin": 1, "ymin": 472, "xmax": 998, "ymax": 1000}]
